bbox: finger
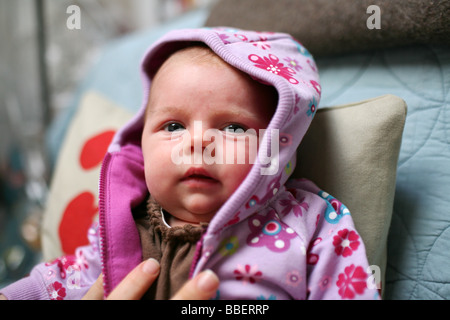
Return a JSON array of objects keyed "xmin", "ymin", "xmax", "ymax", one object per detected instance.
[
  {"xmin": 82, "ymin": 274, "xmax": 105, "ymax": 300},
  {"xmin": 171, "ymin": 270, "xmax": 219, "ymax": 300},
  {"xmin": 107, "ymin": 258, "xmax": 160, "ymax": 300}
]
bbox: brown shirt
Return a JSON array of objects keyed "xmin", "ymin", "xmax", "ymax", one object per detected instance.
[{"xmin": 133, "ymin": 196, "xmax": 205, "ymax": 300}]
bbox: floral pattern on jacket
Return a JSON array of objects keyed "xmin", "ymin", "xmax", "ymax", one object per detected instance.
[
  {"xmin": 0, "ymin": 179, "xmax": 380, "ymax": 300},
  {"xmin": 0, "ymin": 27, "xmax": 380, "ymax": 300}
]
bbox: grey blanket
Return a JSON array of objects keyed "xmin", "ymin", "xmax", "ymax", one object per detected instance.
[{"xmin": 205, "ymin": 0, "xmax": 450, "ymax": 56}]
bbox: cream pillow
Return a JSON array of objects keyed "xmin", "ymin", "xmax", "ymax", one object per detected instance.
[
  {"xmin": 295, "ymin": 94, "xmax": 407, "ymax": 293},
  {"xmin": 41, "ymin": 91, "xmax": 133, "ymax": 261}
]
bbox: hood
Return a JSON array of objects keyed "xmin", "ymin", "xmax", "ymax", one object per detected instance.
[{"xmin": 108, "ymin": 26, "xmax": 321, "ymax": 235}]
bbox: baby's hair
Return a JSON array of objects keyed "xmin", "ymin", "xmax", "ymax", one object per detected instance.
[
  {"xmin": 171, "ymin": 42, "xmax": 224, "ymax": 66},
  {"xmin": 153, "ymin": 42, "xmax": 226, "ymax": 77}
]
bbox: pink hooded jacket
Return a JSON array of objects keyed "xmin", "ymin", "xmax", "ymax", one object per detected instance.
[{"xmin": 0, "ymin": 27, "xmax": 379, "ymax": 300}]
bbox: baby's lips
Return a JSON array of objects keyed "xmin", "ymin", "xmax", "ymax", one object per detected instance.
[{"xmin": 181, "ymin": 167, "xmax": 216, "ymax": 181}]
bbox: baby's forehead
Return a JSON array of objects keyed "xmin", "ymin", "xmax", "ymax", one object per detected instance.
[
  {"xmin": 161, "ymin": 44, "xmax": 225, "ymax": 68},
  {"xmin": 145, "ymin": 44, "xmax": 277, "ymax": 121}
]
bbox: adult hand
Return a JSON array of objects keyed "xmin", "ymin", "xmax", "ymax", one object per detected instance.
[{"xmin": 82, "ymin": 258, "xmax": 219, "ymax": 300}]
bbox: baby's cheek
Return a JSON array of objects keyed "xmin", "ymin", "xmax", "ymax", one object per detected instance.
[
  {"xmin": 224, "ymin": 162, "xmax": 254, "ymax": 193},
  {"xmin": 144, "ymin": 162, "xmax": 166, "ymax": 194},
  {"xmin": 219, "ymin": 137, "xmax": 257, "ymax": 192},
  {"xmin": 221, "ymin": 135, "xmax": 259, "ymax": 165}
]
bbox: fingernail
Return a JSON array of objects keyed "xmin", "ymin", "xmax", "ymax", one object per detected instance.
[
  {"xmin": 142, "ymin": 258, "xmax": 160, "ymax": 275},
  {"xmin": 196, "ymin": 270, "xmax": 219, "ymax": 292}
]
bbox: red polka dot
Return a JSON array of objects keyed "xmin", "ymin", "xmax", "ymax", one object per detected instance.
[
  {"xmin": 79, "ymin": 130, "xmax": 115, "ymax": 170},
  {"xmin": 59, "ymin": 192, "xmax": 98, "ymax": 255}
]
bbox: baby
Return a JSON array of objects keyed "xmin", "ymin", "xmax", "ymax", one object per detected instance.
[
  {"xmin": 0, "ymin": 27, "xmax": 379, "ymax": 300},
  {"xmin": 142, "ymin": 44, "xmax": 277, "ymax": 227}
]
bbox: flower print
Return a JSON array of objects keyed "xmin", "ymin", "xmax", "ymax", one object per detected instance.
[
  {"xmin": 310, "ymin": 80, "xmax": 321, "ymax": 95},
  {"xmin": 251, "ymin": 174, "xmax": 282, "ymax": 208},
  {"xmin": 290, "ymin": 38, "xmax": 312, "ymax": 57},
  {"xmin": 233, "ymin": 32, "xmax": 271, "ymax": 49},
  {"xmin": 307, "ymin": 97, "xmax": 317, "ymax": 117},
  {"xmin": 45, "ymin": 255, "xmax": 77, "ymax": 279},
  {"xmin": 253, "ymin": 41, "xmax": 271, "ymax": 50},
  {"xmin": 234, "ymin": 33, "xmax": 248, "ymax": 42},
  {"xmin": 246, "ymin": 195, "xmax": 259, "ymax": 209},
  {"xmin": 279, "ymin": 133, "xmax": 292, "ymax": 146},
  {"xmin": 47, "ymin": 281, "xmax": 66, "ymax": 300},
  {"xmin": 201, "ymin": 245, "xmax": 213, "ymax": 260},
  {"xmin": 284, "ymin": 57, "xmax": 303, "ymax": 72},
  {"xmin": 247, "ymin": 210, "xmax": 297, "ymax": 253},
  {"xmin": 336, "ymin": 264, "xmax": 368, "ymax": 299},
  {"xmin": 88, "ymin": 224, "xmax": 100, "ymax": 252},
  {"xmin": 307, "ymin": 59, "xmax": 317, "ymax": 72},
  {"xmin": 318, "ymin": 275, "xmax": 332, "ymax": 291},
  {"xmin": 320, "ymin": 191, "xmax": 351, "ymax": 224},
  {"xmin": 307, "ymin": 253, "xmax": 319, "ymax": 265},
  {"xmin": 251, "ymin": 35, "xmax": 271, "ymax": 50},
  {"xmin": 219, "ymin": 236, "xmax": 239, "ymax": 256},
  {"xmin": 74, "ymin": 249, "xmax": 89, "ymax": 271},
  {"xmin": 259, "ymin": 174, "xmax": 282, "ymax": 204},
  {"xmin": 66, "ymin": 270, "xmax": 81, "ymax": 290},
  {"xmin": 223, "ymin": 211, "xmax": 240, "ymax": 228},
  {"xmin": 45, "ymin": 250, "xmax": 89, "ymax": 280},
  {"xmin": 287, "ymin": 187, "xmax": 298, "ymax": 198},
  {"xmin": 285, "ymin": 161, "xmax": 293, "ymax": 175},
  {"xmin": 324, "ymin": 204, "xmax": 341, "ymax": 224},
  {"xmin": 217, "ymin": 33, "xmax": 231, "ymax": 44},
  {"xmin": 307, "ymin": 237, "xmax": 321, "ymax": 265},
  {"xmin": 234, "ymin": 264, "xmax": 263, "ymax": 284},
  {"xmin": 44, "ymin": 269, "xmax": 56, "ymax": 281},
  {"xmin": 279, "ymin": 194, "xmax": 309, "ymax": 217},
  {"xmin": 248, "ymin": 53, "xmax": 299, "ymax": 84},
  {"xmin": 333, "ymin": 229, "xmax": 361, "ymax": 257},
  {"xmin": 286, "ymin": 270, "xmax": 302, "ymax": 287}
]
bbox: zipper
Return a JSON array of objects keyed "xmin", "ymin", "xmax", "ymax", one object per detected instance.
[{"xmin": 98, "ymin": 153, "xmax": 112, "ymax": 297}]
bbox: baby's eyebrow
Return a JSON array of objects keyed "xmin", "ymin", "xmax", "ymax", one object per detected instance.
[
  {"xmin": 216, "ymin": 109, "xmax": 260, "ymax": 121},
  {"xmin": 146, "ymin": 105, "xmax": 188, "ymax": 117},
  {"xmin": 147, "ymin": 105, "xmax": 257, "ymax": 120}
]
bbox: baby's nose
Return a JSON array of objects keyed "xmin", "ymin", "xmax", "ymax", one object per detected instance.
[
  {"xmin": 188, "ymin": 121, "xmax": 211, "ymax": 150},
  {"xmin": 182, "ymin": 121, "xmax": 214, "ymax": 164}
]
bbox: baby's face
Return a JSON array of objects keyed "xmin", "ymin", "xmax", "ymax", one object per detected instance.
[{"xmin": 141, "ymin": 49, "xmax": 276, "ymax": 225}]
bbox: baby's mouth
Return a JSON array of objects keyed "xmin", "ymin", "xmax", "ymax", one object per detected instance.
[
  {"xmin": 184, "ymin": 174, "xmax": 215, "ymax": 180},
  {"xmin": 181, "ymin": 167, "xmax": 219, "ymax": 186}
]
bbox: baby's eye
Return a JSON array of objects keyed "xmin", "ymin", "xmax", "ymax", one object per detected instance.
[
  {"xmin": 223, "ymin": 124, "xmax": 246, "ymax": 133},
  {"xmin": 164, "ymin": 122, "xmax": 185, "ymax": 132}
]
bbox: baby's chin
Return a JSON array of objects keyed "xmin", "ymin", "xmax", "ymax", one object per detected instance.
[
  {"xmin": 167, "ymin": 200, "xmax": 224, "ymax": 226},
  {"xmin": 167, "ymin": 210, "xmax": 214, "ymax": 227},
  {"xmin": 174, "ymin": 207, "xmax": 217, "ymax": 224},
  {"xmin": 190, "ymin": 193, "xmax": 226, "ymax": 211}
]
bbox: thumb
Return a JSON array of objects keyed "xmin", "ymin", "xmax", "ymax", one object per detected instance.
[
  {"xmin": 171, "ymin": 270, "xmax": 219, "ymax": 300},
  {"xmin": 82, "ymin": 274, "xmax": 105, "ymax": 300},
  {"xmin": 107, "ymin": 258, "xmax": 160, "ymax": 300}
]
